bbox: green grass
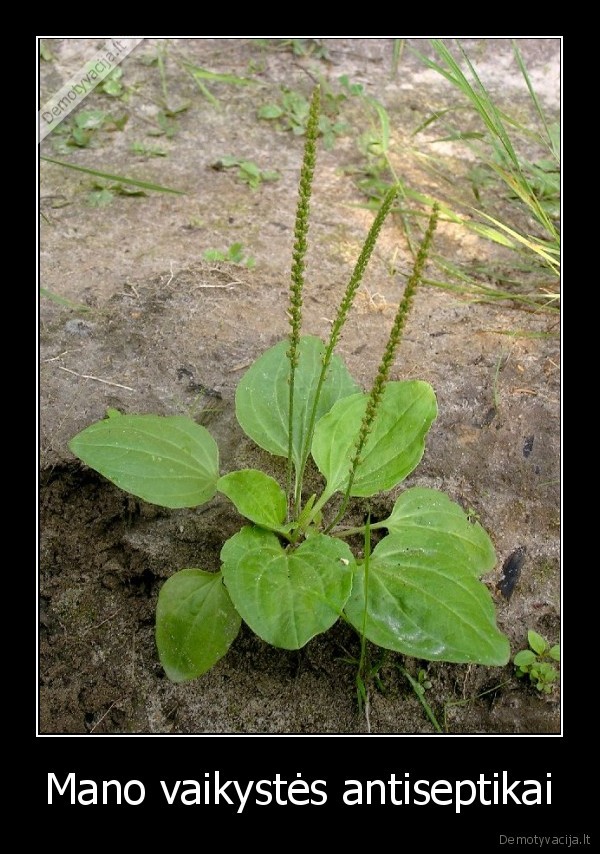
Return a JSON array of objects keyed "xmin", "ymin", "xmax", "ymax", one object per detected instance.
[
  {"xmin": 258, "ymin": 81, "xmax": 356, "ymax": 150},
  {"xmin": 40, "ymin": 288, "xmax": 91, "ymax": 311},
  {"xmin": 211, "ymin": 156, "xmax": 279, "ymax": 189},
  {"xmin": 40, "ymin": 156, "xmax": 185, "ymax": 195},
  {"xmin": 347, "ymin": 39, "xmax": 560, "ymax": 312},
  {"xmin": 411, "ymin": 40, "xmax": 559, "ymax": 285},
  {"xmin": 202, "ymin": 242, "xmax": 255, "ymax": 268}
]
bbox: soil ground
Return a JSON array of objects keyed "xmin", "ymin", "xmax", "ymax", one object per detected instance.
[{"xmin": 39, "ymin": 37, "xmax": 560, "ymax": 734}]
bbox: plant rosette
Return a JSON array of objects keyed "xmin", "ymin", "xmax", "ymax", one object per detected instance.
[{"xmin": 68, "ymin": 86, "xmax": 510, "ymax": 688}]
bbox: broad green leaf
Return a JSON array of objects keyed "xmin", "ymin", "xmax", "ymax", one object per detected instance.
[
  {"xmin": 217, "ymin": 469, "xmax": 287, "ymax": 532},
  {"xmin": 378, "ymin": 488, "xmax": 496, "ymax": 575},
  {"xmin": 156, "ymin": 569, "xmax": 241, "ymax": 682},
  {"xmin": 69, "ymin": 412, "xmax": 219, "ymax": 508},
  {"xmin": 235, "ymin": 335, "xmax": 360, "ymax": 468},
  {"xmin": 345, "ymin": 533, "xmax": 510, "ymax": 665},
  {"xmin": 549, "ymin": 644, "xmax": 560, "ymax": 662},
  {"xmin": 311, "ymin": 381, "xmax": 437, "ymax": 498},
  {"xmin": 514, "ymin": 650, "xmax": 537, "ymax": 667},
  {"xmin": 527, "ymin": 629, "xmax": 548, "ymax": 656},
  {"xmin": 221, "ymin": 526, "xmax": 354, "ymax": 649}
]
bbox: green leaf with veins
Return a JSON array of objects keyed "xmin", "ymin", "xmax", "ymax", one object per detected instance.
[
  {"xmin": 69, "ymin": 411, "xmax": 219, "ymax": 508},
  {"xmin": 235, "ymin": 335, "xmax": 360, "ymax": 472},
  {"xmin": 345, "ymin": 531, "xmax": 509, "ymax": 665},
  {"xmin": 311, "ymin": 381, "xmax": 437, "ymax": 499},
  {"xmin": 221, "ymin": 526, "xmax": 355, "ymax": 649},
  {"xmin": 218, "ymin": 469, "xmax": 288, "ymax": 533},
  {"xmin": 156, "ymin": 569, "xmax": 241, "ymax": 682},
  {"xmin": 377, "ymin": 487, "xmax": 496, "ymax": 574}
]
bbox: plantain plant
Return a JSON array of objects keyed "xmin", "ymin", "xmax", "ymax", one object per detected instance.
[{"xmin": 69, "ymin": 87, "xmax": 510, "ymax": 686}]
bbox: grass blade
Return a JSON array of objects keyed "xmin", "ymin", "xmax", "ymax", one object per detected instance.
[
  {"xmin": 40, "ymin": 287, "xmax": 91, "ymax": 311},
  {"xmin": 40, "ymin": 156, "xmax": 185, "ymax": 195},
  {"xmin": 512, "ymin": 40, "xmax": 558, "ymax": 160},
  {"xmin": 181, "ymin": 63, "xmax": 255, "ymax": 86},
  {"xmin": 399, "ymin": 666, "xmax": 442, "ymax": 733}
]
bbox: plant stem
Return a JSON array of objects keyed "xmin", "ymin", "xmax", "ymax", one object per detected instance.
[
  {"xmin": 356, "ymin": 515, "xmax": 371, "ymax": 727},
  {"xmin": 332, "ymin": 520, "xmax": 386, "ymax": 538},
  {"xmin": 399, "ymin": 666, "xmax": 443, "ymax": 733},
  {"xmin": 294, "ymin": 183, "xmax": 400, "ymax": 515},
  {"xmin": 286, "ymin": 86, "xmax": 320, "ymax": 515},
  {"xmin": 325, "ymin": 202, "xmax": 440, "ymax": 533},
  {"xmin": 492, "ymin": 350, "xmax": 507, "ymax": 411}
]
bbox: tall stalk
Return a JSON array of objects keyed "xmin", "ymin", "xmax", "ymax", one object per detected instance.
[
  {"xmin": 293, "ymin": 183, "xmax": 400, "ymax": 514},
  {"xmin": 286, "ymin": 86, "xmax": 320, "ymax": 513},
  {"xmin": 325, "ymin": 202, "xmax": 440, "ymax": 533},
  {"xmin": 356, "ymin": 513, "xmax": 372, "ymax": 728}
]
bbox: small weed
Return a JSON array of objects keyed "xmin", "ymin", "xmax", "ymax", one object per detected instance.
[
  {"xmin": 245, "ymin": 56, "xmax": 266, "ymax": 75},
  {"xmin": 415, "ymin": 668, "xmax": 433, "ymax": 693},
  {"xmin": 40, "ymin": 40, "xmax": 55, "ymax": 62},
  {"xmin": 274, "ymin": 38, "xmax": 330, "ymax": 60},
  {"xmin": 146, "ymin": 107, "xmax": 187, "ymax": 139},
  {"xmin": 337, "ymin": 75, "xmax": 365, "ymax": 99},
  {"xmin": 465, "ymin": 507, "xmax": 481, "ymax": 524},
  {"xmin": 187, "ymin": 214, "xmax": 204, "ymax": 229},
  {"xmin": 130, "ymin": 141, "xmax": 168, "ymax": 158},
  {"xmin": 318, "ymin": 115, "xmax": 349, "ymax": 151},
  {"xmin": 211, "ymin": 156, "xmax": 279, "ymax": 190},
  {"xmin": 182, "ymin": 61, "xmax": 255, "ymax": 108},
  {"xmin": 399, "ymin": 665, "xmax": 442, "ymax": 733},
  {"xmin": 139, "ymin": 43, "xmax": 191, "ymax": 115},
  {"xmin": 99, "ymin": 67, "xmax": 126, "ymax": 98},
  {"xmin": 258, "ymin": 89, "xmax": 311, "ymax": 133},
  {"xmin": 203, "ymin": 242, "xmax": 255, "ymax": 268},
  {"xmin": 514, "ymin": 630, "xmax": 560, "ymax": 694},
  {"xmin": 253, "ymin": 38, "xmax": 329, "ymax": 60},
  {"xmin": 142, "ymin": 43, "xmax": 254, "ymax": 113},
  {"xmin": 86, "ymin": 181, "xmax": 147, "ymax": 207},
  {"xmin": 258, "ymin": 85, "xmax": 350, "ymax": 149},
  {"xmin": 339, "ymin": 643, "xmax": 388, "ymax": 732},
  {"xmin": 51, "ymin": 110, "xmax": 128, "ymax": 152},
  {"xmin": 86, "ymin": 186, "xmax": 114, "ymax": 207}
]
